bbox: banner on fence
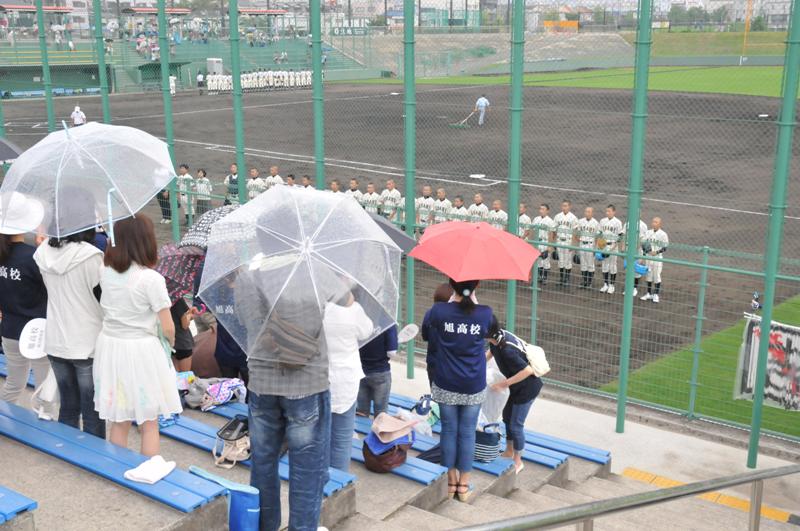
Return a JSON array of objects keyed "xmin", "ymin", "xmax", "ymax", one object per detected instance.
[{"xmin": 735, "ymin": 313, "xmax": 800, "ymax": 411}]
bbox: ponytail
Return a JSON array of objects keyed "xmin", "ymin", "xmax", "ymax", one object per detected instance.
[
  {"xmin": 0, "ymin": 234, "xmax": 10, "ymax": 264},
  {"xmin": 449, "ymin": 278, "xmax": 479, "ymax": 314}
]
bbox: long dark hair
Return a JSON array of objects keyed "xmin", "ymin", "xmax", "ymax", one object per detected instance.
[
  {"xmin": 449, "ymin": 278, "xmax": 479, "ymax": 314},
  {"xmin": 48, "ymin": 228, "xmax": 96, "ymax": 248},
  {"xmin": 0, "ymin": 234, "xmax": 12, "ymax": 264}
]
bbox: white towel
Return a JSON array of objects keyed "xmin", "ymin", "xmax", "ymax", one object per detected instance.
[{"xmin": 124, "ymin": 455, "xmax": 176, "ymax": 485}]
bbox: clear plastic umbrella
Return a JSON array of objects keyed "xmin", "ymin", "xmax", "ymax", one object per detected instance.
[
  {"xmin": 0, "ymin": 122, "xmax": 175, "ymax": 242},
  {"xmin": 199, "ymin": 186, "xmax": 402, "ymax": 370}
]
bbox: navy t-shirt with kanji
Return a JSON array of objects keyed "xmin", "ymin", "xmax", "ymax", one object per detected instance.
[
  {"xmin": 0, "ymin": 242, "xmax": 48, "ymax": 340},
  {"xmin": 422, "ymin": 301, "xmax": 494, "ymax": 395}
]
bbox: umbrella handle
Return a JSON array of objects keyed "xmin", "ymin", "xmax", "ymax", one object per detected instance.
[{"xmin": 107, "ymin": 188, "xmax": 116, "ymax": 247}]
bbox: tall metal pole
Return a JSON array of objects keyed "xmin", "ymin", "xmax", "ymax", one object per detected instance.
[
  {"xmin": 530, "ymin": 262, "xmax": 540, "ymax": 343},
  {"xmin": 229, "ymin": 0, "xmax": 247, "ymax": 204},
  {"xmin": 505, "ymin": 0, "xmax": 524, "ymax": 333},
  {"xmin": 312, "ymin": 0, "xmax": 326, "ymax": 188},
  {"xmin": 93, "ymin": 0, "xmax": 111, "ymax": 122},
  {"xmin": 418, "ymin": 0, "xmax": 422, "ymax": 28},
  {"xmin": 35, "ymin": 0, "xmax": 55, "ymax": 132},
  {"xmin": 747, "ymin": 0, "xmax": 800, "ymax": 468},
  {"xmin": 403, "ymin": 0, "xmax": 417, "ymax": 379},
  {"xmin": 615, "ymin": 0, "xmax": 653, "ymax": 433},
  {"xmin": 157, "ymin": 0, "xmax": 179, "ymax": 242},
  {"xmin": 687, "ymin": 246, "xmax": 709, "ymax": 419}
]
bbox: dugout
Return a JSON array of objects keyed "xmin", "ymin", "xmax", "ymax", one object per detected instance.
[
  {"xmin": 135, "ymin": 60, "xmax": 190, "ymax": 90},
  {"xmin": 0, "ymin": 64, "xmax": 113, "ymax": 99}
]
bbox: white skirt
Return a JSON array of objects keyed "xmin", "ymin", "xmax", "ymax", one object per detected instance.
[{"xmin": 93, "ymin": 332, "xmax": 183, "ymax": 424}]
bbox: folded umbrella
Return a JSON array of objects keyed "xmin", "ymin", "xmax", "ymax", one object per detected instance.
[
  {"xmin": 369, "ymin": 212, "xmax": 416, "ymax": 254},
  {"xmin": 409, "ymin": 221, "xmax": 539, "ymax": 282}
]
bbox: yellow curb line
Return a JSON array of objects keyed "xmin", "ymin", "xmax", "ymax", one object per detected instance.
[{"xmin": 622, "ymin": 467, "xmax": 795, "ymax": 524}]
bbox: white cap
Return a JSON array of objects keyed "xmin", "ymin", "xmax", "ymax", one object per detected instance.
[{"xmin": 0, "ymin": 192, "xmax": 45, "ymax": 235}]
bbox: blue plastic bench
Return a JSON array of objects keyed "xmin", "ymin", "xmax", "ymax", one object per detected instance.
[
  {"xmin": 159, "ymin": 414, "xmax": 355, "ymax": 497},
  {"xmin": 349, "ymin": 437, "xmax": 445, "ymax": 485},
  {"xmin": 0, "ymin": 485, "xmax": 37, "ymax": 525},
  {"xmin": 389, "ymin": 393, "xmax": 610, "ymax": 465},
  {"xmin": 0, "ymin": 400, "xmax": 225, "ymax": 513}
]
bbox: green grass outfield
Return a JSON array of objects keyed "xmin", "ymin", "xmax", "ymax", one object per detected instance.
[
  {"xmin": 601, "ymin": 295, "xmax": 800, "ymax": 439},
  {"xmin": 347, "ymin": 66, "xmax": 784, "ymax": 98},
  {"xmin": 620, "ymin": 31, "xmax": 787, "ymax": 57}
]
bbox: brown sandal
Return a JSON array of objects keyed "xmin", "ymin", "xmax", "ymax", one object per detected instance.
[
  {"xmin": 456, "ymin": 483, "xmax": 474, "ymax": 503},
  {"xmin": 448, "ymin": 483, "xmax": 458, "ymax": 498}
]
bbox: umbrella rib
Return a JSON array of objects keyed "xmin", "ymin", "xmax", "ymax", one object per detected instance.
[
  {"xmin": 255, "ymin": 224, "xmax": 302, "ymax": 247},
  {"xmin": 71, "ymin": 141, "xmax": 137, "ymax": 217},
  {"xmin": 53, "ymin": 141, "xmax": 72, "ymax": 237}
]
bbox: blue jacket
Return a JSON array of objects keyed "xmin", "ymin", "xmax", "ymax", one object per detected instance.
[{"xmin": 359, "ymin": 325, "xmax": 398, "ymax": 374}]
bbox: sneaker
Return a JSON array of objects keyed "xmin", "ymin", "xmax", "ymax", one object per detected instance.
[
  {"xmin": 652, "ymin": 294, "xmax": 660, "ymax": 303},
  {"xmin": 632, "ymin": 287, "xmax": 638, "ymax": 297},
  {"xmin": 164, "ymin": 219, "xmax": 172, "ymax": 224},
  {"xmin": 608, "ymin": 285, "xmax": 616, "ymax": 294},
  {"xmin": 600, "ymin": 284, "xmax": 609, "ymax": 293},
  {"xmin": 159, "ymin": 219, "xmax": 166, "ymax": 224},
  {"xmin": 640, "ymin": 293, "xmax": 652, "ymax": 301}
]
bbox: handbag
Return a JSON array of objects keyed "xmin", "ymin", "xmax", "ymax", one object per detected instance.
[
  {"xmin": 363, "ymin": 430, "xmax": 413, "ymax": 473},
  {"xmin": 474, "ymin": 423, "xmax": 501, "ymax": 463},
  {"xmin": 213, "ymin": 414, "xmax": 251, "ymax": 469}
]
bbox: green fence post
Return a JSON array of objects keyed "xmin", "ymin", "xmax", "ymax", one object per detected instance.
[
  {"xmin": 157, "ymin": 0, "xmax": 179, "ymax": 242},
  {"xmin": 35, "ymin": 0, "xmax": 55, "ymax": 132},
  {"xmin": 403, "ymin": 0, "xmax": 416, "ymax": 379},
  {"xmin": 228, "ymin": 0, "xmax": 247, "ymax": 204},
  {"xmin": 687, "ymin": 245, "xmax": 709, "ymax": 419},
  {"xmin": 530, "ymin": 261, "xmax": 540, "ymax": 343},
  {"xmin": 746, "ymin": 1, "xmax": 800, "ymax": 469},
  {"xmin": 311, "ymin": 0, "xmax": 325, "ymax": 189},
  {"xmin": 615, "ymin": 0, "xmax": 653, "ymax": 434},
  {"xmin": 93, "ymin": 0, "xmax": 111, "ymax": 122},
  {"xmin": 0, "ymin": 93, "xmax": 5, "ymax": 138},
  {"xmin": 505, "ymin": 0, "xmax": 524, "ymax": 333}
]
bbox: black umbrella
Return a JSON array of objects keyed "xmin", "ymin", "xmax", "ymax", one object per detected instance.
[
  {"xmin": 0, "ymin": 138, "xmax": 23, "ymax": 163},
  {"xmin": 369, "ymin": 212, "xmax": 416, "ymax": 254},
  {"xmin": 179, "ymin": 204, "xmax": 239, "ymax": 250}
]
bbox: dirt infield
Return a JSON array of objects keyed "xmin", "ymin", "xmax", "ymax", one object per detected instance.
[{"xmin": 3, "ymin": 84, "xmax": 798, "ymax": 388}]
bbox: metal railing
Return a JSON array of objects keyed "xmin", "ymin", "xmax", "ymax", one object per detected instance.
[{"xmin": 458, "ymin": 465, "xmax": 800, "ymax": 531}]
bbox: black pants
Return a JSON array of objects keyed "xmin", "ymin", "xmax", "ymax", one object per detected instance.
[
  {"xmin": 219, "ymin": 364, "xmax": 249, "ymax": 389},
  {"xmin": 157, "ymin": 192, "xmax": 171, "ymax": 219}
]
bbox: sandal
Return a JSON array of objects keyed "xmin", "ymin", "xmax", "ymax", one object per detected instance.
[
  {"xmin": 448, "ymin": 483, "xmax": 458, "ymax": 499},
  {"xmin": 456, "ymin": 483, "xmax": 474, "ymax": 503}
]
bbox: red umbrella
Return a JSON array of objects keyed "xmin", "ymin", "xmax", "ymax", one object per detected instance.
[{"xmin": 409, "ymin": 222, "xmax": 540, "ymax": 282}]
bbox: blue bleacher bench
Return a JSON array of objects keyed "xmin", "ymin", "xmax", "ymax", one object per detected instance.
[
  {"xmin": 159, "ymin": 414, "xmax": 355, "ymax": 497},
  {"xmin": 0, "ymin": 400, "xmax": 225, "ymax": 513},
  {"xmin": 389, "ymin": 393, "xmax": 611, "ymax": 465},
  {"xmin": 0, "ymin": 485, "xmax": 37, "ymax": 525}
]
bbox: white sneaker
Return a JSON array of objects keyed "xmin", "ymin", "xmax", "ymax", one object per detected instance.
[
  {"xmin": 632, "ymin": 288, "xmax": 638, "ymax": 297},
  {"xmin": 165, "ymin": 219, "xmax": 172, "ymax": 224},
  {"xmin": 652, "ymin": 294, "xmax": 660, "ymax": 303},
  {"xmin": 608, "ymin": 285, "xmax": 616, "ymax": 294},
  {"xmin": 600, "ymin": 284, "xmax": 609, "ymax": 293},
  {"xmin": 640, "ymin": 293, "xmax": 652, "ymax": 301},
  {"xmin": 159, "ymin": 219, "xmax": 166, "ymax": 224}
]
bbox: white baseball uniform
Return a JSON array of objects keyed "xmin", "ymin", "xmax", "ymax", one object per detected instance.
[
  {"xmin": 518, "ymin": 213, "xmax": 532, "ymax": 239},
  {"xmin": 432, "ymin": 198, "xmax": 453, "ymax": 224},
  {"xmin": 450, "ymin": 205, "xmax": 470, "ymax": 221},
  {"xmin": 576, "ymin": 217, "xmax": 600, "ymax": 272},
  {"xmin": 468, "ymin": 202, "xmax": 489, "ymax": 223},
  {"xmin": 532, "ymin": 215, "xmax": 554, "ymax": 270},
  {"xmin": 488, "ymin": 209, "xmax": 508, "ymax": 230},
  {"xmin": 380, "ymin": 188, "xmax": 402, "ymax": 219},
  {"xmin": 415, "ymin": 195, "xmax": 436, "ymax": 227},
  {"xmin": 362, "ymin": 192, "xmax": 381, "ymax": 214},
  {"xmin": 345, "ymin": 188, "xmax": 363, "ymax": 204},
  {"xmin": 264, "ymin": 174, "xmax": 284, "ymax": 189},
  {"xmin": 247, "ymin": 177, "xmax": 266, "ymax": 200},
  {"xmin": 552, "ymin": 211, "xmax": 578, "ymax": 270},
  {"xmin": 599, "ymin": 216, "xmax": 623, "ymax": 275},
  {"xmin": 176, "ymin": 173, "xmax": 195, "ymax": 216},
  {"xmin": 621, "ymin": 219, "xmax": 648, "ymax": 278},
  {"xmin": 643, "ymin": 228, "xmax": 669, "ymax": 284}
]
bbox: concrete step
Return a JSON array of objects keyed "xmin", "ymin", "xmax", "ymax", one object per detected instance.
[
  {"xmin": 567, "ymin": 456, "xmax": 610, "ymax": 483},
  {"xmin": 515, "ymin": 459, "xmax": 569, "ymax": 491},
  {"xmin": 385, "ymin": 504, "xmax": 463, "ymax": 530},
  {"xmin": 433, "ymin": 497, "xmax": 494, "ymax": 525},
  {"xmin": 332, "ymin": 512, "xmax": 407, "ymax": 531}
]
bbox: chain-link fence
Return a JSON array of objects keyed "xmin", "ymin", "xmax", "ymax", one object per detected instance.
[{"xmin": 1, "ymin": 0, "xmax": 798, "ymax": 465}]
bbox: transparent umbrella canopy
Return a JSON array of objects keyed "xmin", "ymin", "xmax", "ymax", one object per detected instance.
[
  {"xmin": 199, "ymin": 186, "xmax": 402, "ymax": 371},
  {"xmin": 0, "ymin": 122, "xmax": 175, "ymax": 240}
]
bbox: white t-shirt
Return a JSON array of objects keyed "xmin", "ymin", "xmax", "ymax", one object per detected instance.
[
  {"xmin": 475, "ymin": 97, "xmax": 490, "ymax": 110},
  {"xmin": 71, "ymin": 110, "xmax": 86, "ymax": 125},
  {"xmin": 323, "ymin": 301, "xmax": 373, "ymax": 414},
  {"xmin": 99, "ymin": 265, "xmax": 171, "ymax": 339}
]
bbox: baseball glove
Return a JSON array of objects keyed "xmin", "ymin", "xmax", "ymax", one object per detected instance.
[
  {"xmin": 597, "ymin": 237, "xmax": 607, "ymax": 249},
  {"xmin": 551, "ymin": 249, "xmax": 559, "ymax": 262},
  {"xmin": 641, "ymin": 241, "xmax": 652, "ymax": 254},
  {"xmin": 573, "ymin": 253, "xmax": 581, "ymax": 265},
  {"xmin": 541, "ymin": 250, "xmax": 549, "ymax": 260}
]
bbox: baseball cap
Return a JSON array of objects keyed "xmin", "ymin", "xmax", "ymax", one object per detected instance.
[
  {"xmin": 0, "ymin": 192, "xmax": 45, "ymax": 235},
  {"xmin": 371, "ymin": 412, "xmax": 418, "ymax": 443},
  {"xmin": 364, "ymin": 430, "xmax": 415, "ymax": 455}
]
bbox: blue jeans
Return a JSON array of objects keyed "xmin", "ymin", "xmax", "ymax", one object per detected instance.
[
  {"xmin": 502, "ymin": 399, "xmax": 534, "ymax": 452},
  {"xmin": 329, "ymin": 402, "xmax": 356, "ymax": 472},
  {"xmin": 248, "ymin": 390, "xmax": 331, "ymax": 531},
  {"xmin": 356, "ymin": 370, "xmax": 391, "ymax": 416},
  {"xmin": 48, "ymin": 355, "xmax": 105, "ymax": 438},
  {"xmin": 438, "ymin": 402, "xmax": 481, "ymax": 473}
]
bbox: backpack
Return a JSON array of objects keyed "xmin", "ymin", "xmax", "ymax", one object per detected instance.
[{"xmin": 505, "ymin": 332, "xmax": 550, "ymax": 377}]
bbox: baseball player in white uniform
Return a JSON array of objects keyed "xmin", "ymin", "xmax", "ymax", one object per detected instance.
[
  {"xmin": 264, "ymin": 166, "xmax": 283, "ymax": 189},
  {"xmin": 620, "ymin": 218, "xmax": 648, "ymax": 297},
  {"xmin": 432, "ymin": 188, "xmax": 452, "ymax": 224},
  {"xmin": 450, "ymin": 196, "xmax": 469, "ymax": 221},
  {"xmin": 488, "ymin": 200, "xmax": 508, "ymax": 230},
  {"xmin": 640, "ymin": 217, "xmax": 669, "ymax": 303},
  {"xmin": 551, "ymin": 200, "xmax": 578, "ymax": 288},
  {"xmin": 576, "ymin": 207, "xmax": 600, "ymax": 289},
  {"xmin": 246, "ymin": 167, "xmax": 266, "ymax": 201},
  {"xmin": 468, "ymin": 193, "xmax": 489, "ymax": 222},
  {"xmin": 532, "ymin": 203, "xmax": 555, "ymax": 284},
  {"xmin": 598, "ymin": 204, "xmax": 624, "ymax": 294},
  {"xmin": 380, "ymin": 179, "xmax": 402, "ymax": 220},
  {"xmin": 176, "ymin": 164, "xmax": 194, "ymax": 223},
  {"xmin": 415, "ymin": 185, "xmax": 435, "ymax": 230},
  {"xmin": 518, "ymin": 203, "xmax": 532, "ymax": 240},
  {"xmin": 474, "ymin": 94, "xmax": 490, "ymax": 126},
  {"xmin": 362, "ymin": 183, "xmax": 381, "ymax": 214},
  {"xmin": 345, "ymin": 178, "xmax": 363, "ymax": 203}
]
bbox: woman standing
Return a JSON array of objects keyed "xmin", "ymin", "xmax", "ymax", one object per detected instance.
[
  {"xmin": 486, "ymin": 319, "xmax": 542, "ymax": 474},
  {"xmin": 35, "ymin": 214, "xmax": 105, "ymax": 438},
  {"xmin": 323, "ymin": 290, "xmax": 373, "ymax": 472},
  {"xmin": 93, "ymin": 216, "xmax": 182, "ymax": 456},
  {"xmin": 0, "ymin": 193, "xmax": 49, "ymax": 405},
  {"xmin": 422, "ymin": 278, "xmax": 493, "ymax": 502}
]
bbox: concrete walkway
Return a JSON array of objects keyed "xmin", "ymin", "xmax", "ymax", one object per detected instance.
[{"xmin": 388, "ymin": 360, "xmax": 800, "ymax": 517}]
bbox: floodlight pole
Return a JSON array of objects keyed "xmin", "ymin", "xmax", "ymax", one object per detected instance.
[
  {"xmin": 35, "ymin": 0, "xmax": 55, "ymax": 132},
  {"xmin": 615, "ymin": 0, "xmax": 653, "ymax": 433},
  {"xmin": 403, "ymin": 0, "xmax": 417, "ymax": 379},
  {"xmin": 746, "ymin": 0, "xmax": 800, "ymax": 469},
  {"xmin": 158, "ymin": 0, "xmax": 180, "ymax": 242}
]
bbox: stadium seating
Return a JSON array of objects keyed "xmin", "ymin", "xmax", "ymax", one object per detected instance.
[{"xmin": 0, "ymin": 484, "xmax": 36, "ymax": 525}]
